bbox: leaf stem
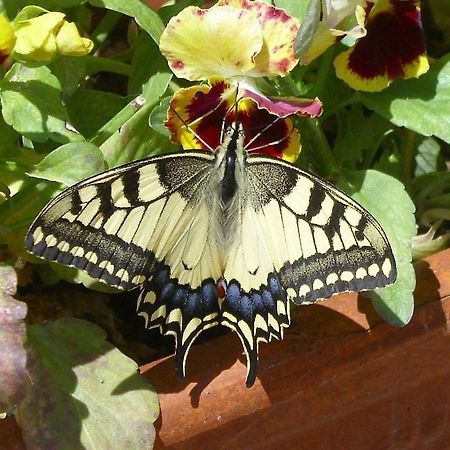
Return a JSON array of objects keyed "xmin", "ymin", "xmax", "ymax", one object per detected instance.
[
  {"xmin": 84, "ymin": 55, "xmax": 131, "ymax": 76},
  {"xmin": 91, "ymin": 11, "xmax": 122, "ymax": 49},
  {"xmin": 312, "ymin": 46, "xmax": 335, "ymax": 99},
  {"xmin": 303, "ymin": 118, "xmax": 336, "ymax": 178},
  {"xmin": 401, "ymin": 128, "xmax": 416, "ymax": 186}
]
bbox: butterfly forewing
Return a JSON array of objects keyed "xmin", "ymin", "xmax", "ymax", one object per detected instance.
[
  {"xmin": 26, "ymin": 151, "xmax": 226, "ymax": 375},
  {"xmin": 244, "ymin": 156, "xmax": 397, "ymax": 303}
]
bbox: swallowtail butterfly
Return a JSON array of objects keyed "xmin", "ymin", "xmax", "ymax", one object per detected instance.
[{"xmin": 25, "ymin": 123, "xmax": 396, "ymax": 386}]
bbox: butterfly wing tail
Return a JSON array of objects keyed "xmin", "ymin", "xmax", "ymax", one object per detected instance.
[
  {"xmin": 137, "ymin": 264, "xmax": 220, "ymax": 379},
  {"xmin": 220, "ymin": 275, "xmax": 290, "ymax": 387}
]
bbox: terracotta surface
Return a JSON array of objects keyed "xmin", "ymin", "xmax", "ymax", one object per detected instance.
[
  {"xmin": 144, "ymin": 249, "xmax": 450, "ymax": 450},
  {"xmin": 1, "ymin": 249, "xmax": 449, "ymax": 449}
]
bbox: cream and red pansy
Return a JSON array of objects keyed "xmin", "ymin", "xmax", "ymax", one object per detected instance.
[
  {"xmin": 165, "ymin": 79, "xmax": 302, "ymax": 163},
  {"xmin": 159, "ymin": 0, "xmax": 322, "ymax": 162},
  {"xmin": 334, "ymin": 0, "xmax": 429, "ymax": 92}
]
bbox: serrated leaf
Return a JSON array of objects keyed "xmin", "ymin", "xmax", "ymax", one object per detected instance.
[
  {"xmin": 28, "ymin": 142, "xmax": 106, "ymax": 186},
  {"xmin": 338, "ymin": 170, "xmax": 416, "ymax": 326},
  {"xmin": 0, "ymin": 64, "xmax": 84, "ymax": 144},
  {"xmin": 17, "ymin": 318, "xmax": 159, "ymax": 450},
  {"xmin": 360, "ymin": 55, "xmax": 450, "ymax": 144},
  {"xmin": 0, "ymin": 266, "xmax": 28, "ymax": 414},
  {"xmin": 88, "ymin": 0, "xmax": 164, "ymax": 44}
]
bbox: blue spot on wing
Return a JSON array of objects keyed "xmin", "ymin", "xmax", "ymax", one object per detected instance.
[{"xmin": 220, "ymin": 273, "xmax": 290, "ymax": 387}]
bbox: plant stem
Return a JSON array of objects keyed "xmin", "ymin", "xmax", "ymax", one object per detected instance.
[
  {"xmin": 401, "ymin": 128, "xmax": 416, "ymax": 185},
  {"xmin": 312, "ymin": 46, "xmax": 335, "ymax": 99},
  {"xmin": 84, "ymin": 55, "xmax": 131, "ymax": 76},
  {"xmin": 303, "ymin": 118, "xmax": 336, "ymax": 178},
  {"xmin": 91, "ymin": 11, "xmax": 122, "ymax": 49}
]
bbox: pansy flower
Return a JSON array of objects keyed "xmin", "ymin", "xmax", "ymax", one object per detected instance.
[
  {"xmin": 160, "ymin": 0, "xmax": 322, "ymax": 161},
  {"xmin": 300, "ymin": 0, "xmax": 368, "ymax": 65},
  {"xmin": 0, "ymin": 11, "xmax": 93, "ymax": 64},
  {"xmin": 0, "ymin": 14, "xmax": 16, "ymax": 63},
  {"xmin": 334, "ymin": 0, "xmax": 429, "ymax": 92},
  {"xmin": 166, "ymin": 78, "xmax": 302, "ymax": 162}
]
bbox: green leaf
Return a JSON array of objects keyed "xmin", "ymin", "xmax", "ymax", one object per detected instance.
[
  {"xmin": 88, "ymin": 0, "xmax": 165, "ymax": 44},
  {"xmin": 274, "ymin": 0, "xmax": 311, "ymax": 21},
  {"xmin": 0, "ymin": 180, "xmax": 60, "ymax": 241},
  {"xmin": 100, "ymin": 102, "xmax": 177, "ymax": 167},
  {"xmin": 13, "ymin": 0, "xmax": 87, "ymax": 8},
  {"xmin": 28, "ymin": 142, "xmax": 106, "ymax": 186},
  {"xmin": 414, "ymin": 136, "xmax": 445, "ymax": 177},
  {"xmin": 0, "ymin": 265, "xmax": 28, "ymax": 414},
  {"xmin": 333, "ymin": 105, "xmax": 393, "ymax": 167},
  {"xmin": 360, "ymin": 55, "xmax": 450, "ymax": 144},
  {"xmin": 338, "ymin": 170, "xmax": 416, "ymax": 326},
  {"xmin": 50, "ymin": 56, "xmax": 88, "ymax": 98},
  {"xmin": 17, "ymin": 318, "xmax": 159, "ymax": 450},
  {"xmin": 13, "ymin": 5, "xmax": 47, "ymax": 21},
  {"xmin": 66, "ymin": 88, "xmax": 128, "ymax": 139},
  {"xmin": 149, "ymin": 96, "xmax": 171, "ymax": 137},
  {"xmin": 294, "ymin": 0, "xmax": 321, "ymax": 57},
  {"xmin": 128, "ymin": 32, "xmax": 172, "ymax": 99},
  {"xmin": 0, "ymin": 64, "xmax": 84, "ymax": 144},
  {"xmin": 0, "ymin": 115, "xmax": 21, "ymax": 159}
]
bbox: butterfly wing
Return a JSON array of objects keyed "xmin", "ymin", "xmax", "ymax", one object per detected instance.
[
  {"xmin": 25, "ymin": 152, "xmax": 224, "ymax": 376},
  {"xmin": 221, "ymin": 155, "xmax": 397, "ymax": 386}
]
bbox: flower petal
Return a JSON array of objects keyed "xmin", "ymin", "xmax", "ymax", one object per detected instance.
[
  {"xmin": 166, "ymin": 79, "xmax": 236, "ymax": 150},
  {"xmin": 0, "ymin": 14, "xmax": 15, "ymax": 63},
  {"xmin": 239, "ymin": 100, "xmax": 301, "ymax": 162},
  {"xmin": 55, "ymin": 21, "xmax": 93, "ymax": 57},
  {"xmin": 13, "ymin": 12, "xmax": 65, "ymax": 61},
  {"xmin": 160, "ymin": 5, "xmax": 263, "ymax": 81},
  {"xmin": 300, "ymin": 2, "xmax": 369, "ymax": 65},
  {"xmin": 241, "ymin": 88, "xmax": 323, "ymax": 118},
  {"xmin": 218, "ymin": 0, "xmax": 299, "ymax": 77},
  {"xmin": 334, "ymin": 0, "xmax": 429, "ymax": 92},
  {"xmin": 166, "ymin": 79, "xmax": 301, "ymax": 161},
  {"xmin": 299, "ymin": 23, "xmax": 345, "ymax": 65}
]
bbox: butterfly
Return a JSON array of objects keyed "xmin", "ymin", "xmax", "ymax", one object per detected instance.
[{"xmin": 25, "ymin": 122, "xmax": 396, "ymax": 387}]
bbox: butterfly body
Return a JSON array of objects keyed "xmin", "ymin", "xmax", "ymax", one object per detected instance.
[{"xmin": 25, "ymin": 124, "xmax": 396, "ymax": 386}]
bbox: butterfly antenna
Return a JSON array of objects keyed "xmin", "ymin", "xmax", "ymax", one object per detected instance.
[
  {"xmin": 169, "ymin": 105, "xmax": 215, "ymax": 151},
  {"xmin": 244, "ymin": 115, "xmax": 294, "ymax": 153}
]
